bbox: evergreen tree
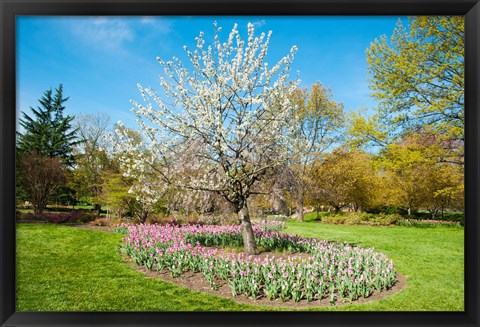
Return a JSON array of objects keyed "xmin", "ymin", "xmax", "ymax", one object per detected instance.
[{"xmin": 17, "ymin": 84, "xmax": 80, "ymax": 165}]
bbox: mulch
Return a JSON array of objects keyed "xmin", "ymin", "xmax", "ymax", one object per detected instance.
[{"xmin": 121, "ymin": 250, "xmax": 407, "ymax": 308}]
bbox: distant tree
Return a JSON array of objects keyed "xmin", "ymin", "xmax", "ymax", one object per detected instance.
[
  {"xmin": 17, "ymin": 152, "xmax": 66, "ymax": 215},
  {"xmin": 366, "ymin": 16, "xmax": 464, "ymax": 164},
  {"xmin": 99, "ymin": 169, "xmax": 138, "ymax": 220},
  {"xmin": 415, "ymin": 161, "xmax": 463, "ymax": 219},
  {"xmin": 376, "ymin": 138, "xmax": 427, "ymax": 215},
  {"xmin": 115, "ymin": 22, "xmax": 300, "ymax": 255},
  {"xmin": 17, "ymin": 84, "xmax": 80, "ymax": 166},
  {"xmin": 288, "ymin": 82, "xmax": 345, "ymax": 221},
  {"xmin": 347, "ymin": 109, "xmax": 389, "ymax": 150},
  {"xmin": 16, "ymin": 85, "xmax": 79, "ymax": 210},
  {"xmin": 71, "ymin": 113, "xmax": 111, "ymax": 214},
  {"xmin": 311, "ymin": 148, "xmax": 377, "ymax": 213},
  {"xmin": 375, "ymin": 132, "xmax": 464, "ymax": 216}
]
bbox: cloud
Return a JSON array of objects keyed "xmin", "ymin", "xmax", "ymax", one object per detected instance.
[
  {"xmin": 140, "ymin": 16, "xmax": 156, "ymax": 25},
  {"xmin": 252, "ymin": 19, "xmax": 267, "ymax": 28},
  {"xmin": 139, "ymin": 16, "xmax": 173, "ymax": 34},
  {"xmin": 71, "ymin": 17, "xmax": 134, "ymax": 50},
  {"xmin": 66, "ymin": 17, "xmax": 174, "ymax": 55}
]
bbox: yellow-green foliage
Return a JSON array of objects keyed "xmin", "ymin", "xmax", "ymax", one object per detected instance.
[
  {"xmin": 321, "ymin": 212, "xmax": 402, "ymax": 226},
  {"xmin": 366, "ymin": 16, "xmax": 464, "ymax": 164}
]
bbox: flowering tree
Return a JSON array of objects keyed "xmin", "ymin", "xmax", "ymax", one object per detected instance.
[{"xmin": 115, "ymin": 22, "xmax": 299, "ymax": 255}]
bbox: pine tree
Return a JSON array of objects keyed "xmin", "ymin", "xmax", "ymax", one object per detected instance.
[{"xmin": 17, "ymin": 84, "xmax": 79, "ymax": 165}]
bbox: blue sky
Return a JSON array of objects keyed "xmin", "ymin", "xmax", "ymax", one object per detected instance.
[{"xmin": 16, "ymin": 16, "xmax": 404, "ymax": 131}]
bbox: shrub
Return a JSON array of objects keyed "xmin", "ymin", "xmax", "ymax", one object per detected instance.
[
  {"xmin": 18, "ymin": 210, "xmax": 98, "ymax": 224},
  {"xmin": 396, "ymin": 219, "xmax": 462, "ymax": 228},
  {"xmin": 146, "ymin": 214, "xmax": 171, "ymax": 225},
  {"xmin": 321, "ymin": 214, "xmax": 347, "ymax": 225},
  {"xmin": 440, "ymin": 212, "xmax": 464, "ymax": 224},
  {"xmin": 381, "ymin": 205, "xmax": 408, "ymax": 215},
  {"xmin": 19, "ymin": 212, "xmax": 41, "ymax": 220},
  {"xmin": 406, "ymin": 211, "xmax": 464, "ymax": 226},
  {"xmin": 42, "ymin": 211, "xmax": 78, "ymax": 224},
  {"xmin": 369, "ymin": 213, "xmax": 402, "ymax": 226},
  {"xmin": 74, "ymin": 210, "xmax": 97, "ymax": 223},
  {"xmin": 320, "ymin": 212, "xmax": 400, "ymax": 226}
]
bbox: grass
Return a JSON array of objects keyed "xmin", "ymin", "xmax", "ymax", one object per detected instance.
[{"xmin": 16, "ymin": 216, "xmax": 464, "ymax": 311}]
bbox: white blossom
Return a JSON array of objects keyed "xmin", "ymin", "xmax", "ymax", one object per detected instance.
[{"xmin": 114, "ymin": 22, "xmax": 302, "ymax": 214}]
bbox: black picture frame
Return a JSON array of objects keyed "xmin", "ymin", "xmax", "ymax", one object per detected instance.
[{"xmin": 1, "ymin": 1, "xmax": 478, "ymax": 326}]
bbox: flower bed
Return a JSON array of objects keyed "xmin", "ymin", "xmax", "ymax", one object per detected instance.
[{"xmin": 119, "ymin": 223, "xmax": 396, "ymax": 304}]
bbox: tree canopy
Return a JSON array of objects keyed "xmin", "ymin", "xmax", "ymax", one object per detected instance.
[
  {"xmin": 114, "ymin": 22, "xmax": 300, "ymax": 255},
  {"xmin": 366, "ymin": 16, "xmax": 464, "ymax": 164},
  {"xmin": 17, "ymin": 84, "xmax": 80, "ymax": 166}
]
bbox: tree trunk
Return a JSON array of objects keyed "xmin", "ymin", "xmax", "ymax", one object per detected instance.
[
  {"xmin": 94, "ymin": 203, "xmax": 102, "ymax": 216},
  {"xmin": 272, "ymin": 186, "xmax": 287, "ymax": 216},
  {"xmin": 139, "ymin": 209, "xmax": 149, "ymax": 224},
  {"xmin": 33, "ymin": 198, "xmax": 47, "ymax": 215},
  {"xmin": 296, "ymin": 188, "xmax": 304, "ymax": 222},
  {"xmin": 33, "ymin": 205, "xmax": 41, "ymax": 216},
  {"xmin": 238, "ymin": 205, "xmax": 257, "ymax": 255}
]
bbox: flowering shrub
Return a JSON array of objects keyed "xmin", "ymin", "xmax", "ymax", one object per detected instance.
[{"xmin": 120, "ymin": 223, "xmax": 396, "ymax": 304}]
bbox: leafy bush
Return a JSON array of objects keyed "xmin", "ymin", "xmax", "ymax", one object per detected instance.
[
  {"xmin": 396, "ymin": 219, "xmax": 462, "ymax": 228},
  {"xmin": 381, "ymin": 205, "xmax": 408, "ymax": 215},
  {"xmin": 320, "ymin": 212, "xmax": 400, "ymax": 226},
  {"xmin": 42, "ymin": 212, "xmax": 79, "ymax": 224},
  {"xmin": 18, "ymin": 210, "xmax": 98, "ymax": 224},
  {"xmin": 370, "ymin": 213, "xmax": 402, "ymax": 226},
  {"xmin": 74, "ymin": 210, "xmax": 97, "ymax": 223},
  {"xmin": 407, "ymin": 211, "xmax": 464, "ymax": 225}
]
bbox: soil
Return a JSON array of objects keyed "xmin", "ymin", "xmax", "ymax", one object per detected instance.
[
  {"xmin": 120, "ymin": 250, "xmax": 407, "ymax": 308},
  {"xmin": 68, "ymin": 224, "xmax": 408, "ymax": 308}
]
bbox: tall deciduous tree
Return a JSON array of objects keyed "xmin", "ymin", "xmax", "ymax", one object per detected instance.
[
  {"xmin": 375, "ymin": 132, "xmax": 464, "ymax": 216},
  {"xmin": 72, "ymin": 113, "xmax": 111, "ymax": 214},
  {"xmin": 289, "ymin": 82, "xmax": 345, "ymax": 221},
  {"xmin": 17, "ymin": 152, "xmax": 66, "ymax": 215},
  {"xmin": 115, "ymin": 22, "xmax": 299, "ymax": 255},
  {"xmin": 310, "ymin": 148, "xmax": 377, "ymax": 213},
  {"xmin": 366, "ymin": 16, "xmax": 464, "ymax": 164}
]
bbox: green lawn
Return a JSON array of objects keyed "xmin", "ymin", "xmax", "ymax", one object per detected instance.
[{"xmin": 16, "ymin": 217, "xmax": 464, "ymax": 311}]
